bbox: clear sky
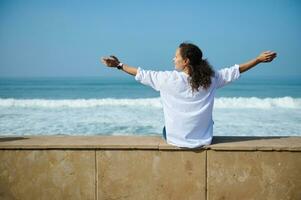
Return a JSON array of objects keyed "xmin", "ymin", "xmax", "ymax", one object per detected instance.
[{"xmin": 0, "ymin": 0, "xmax": 300, "ymax": 78}]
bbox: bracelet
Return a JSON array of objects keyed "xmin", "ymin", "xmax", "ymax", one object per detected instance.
[{"xmin": 117, "ymin": 62, "xmax": 123, "ymax": 70}]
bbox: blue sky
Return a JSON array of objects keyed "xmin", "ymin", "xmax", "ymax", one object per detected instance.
[{"xmin": 0, "ymin": 0, "xmax": 300, "ymax": 78}]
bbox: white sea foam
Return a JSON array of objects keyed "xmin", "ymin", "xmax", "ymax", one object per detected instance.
[
  {"xmin": 214, "ymin": 96, "xmax": 301, "ymax": 109},
  {"xmin": 0, "ymin": 97, "xmax": 300, "ymax": 109},
  {"xmin": 0, "ymin": 97, "xmax": 300, "ymax": 136},
  {"xmin": 0, "ymin": 98, "xmax": 163, "ymax": 108}
]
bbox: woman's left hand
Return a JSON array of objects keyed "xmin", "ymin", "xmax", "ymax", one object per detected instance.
[{"xmin": 101, "ymin": 55, "xmax": 120, "ymax": 68}]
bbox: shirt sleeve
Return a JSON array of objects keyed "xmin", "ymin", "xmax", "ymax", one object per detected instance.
[
  {"xmin": 215, "ymin": 64, "xmax": 241, "ymax": 89},
  {"xmin": 134, "ymin": 67, "xmax": 170, "ymax": 91}
]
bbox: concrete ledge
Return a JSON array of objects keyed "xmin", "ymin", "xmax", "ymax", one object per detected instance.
[
  {"xmin": 1, "ymin": 135, "xmax": 300, "ymax": 199},
  {"xmin": 0, "ymin": 135, "xmax": 300, "ymax": 151},
  {"xmin": 0, "ymin": 135, "xmax": 162, "ymax": 150},
  {"xmin": 209, "ymin": 136, "xmax": 301, "ymax": 151}
]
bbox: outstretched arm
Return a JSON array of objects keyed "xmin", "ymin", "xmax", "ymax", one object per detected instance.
[
  {"xmin": 239, "ymin": 51, "xmax": 277, "ymax": 73},
  {"xmin": 101, "ymin": 55, "xmax": 137, "ymax": 76}
]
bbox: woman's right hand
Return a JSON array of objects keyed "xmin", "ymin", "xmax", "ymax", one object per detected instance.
[
  {"xmin": 256, "ymin": 51, "xmax": 277, "ymax": 63},
  {"xmin": 101, "ymin": 55, "xmax": 121, "ymax": 67}
]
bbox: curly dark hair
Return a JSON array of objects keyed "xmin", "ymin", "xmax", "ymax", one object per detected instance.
[{"xmin": 179, "ymin": 42, "xmax": 215, "ymax": 92}]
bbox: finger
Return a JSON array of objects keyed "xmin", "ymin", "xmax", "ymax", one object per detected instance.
[
  {"xmin": 268, "ymin": 51, "xmax": 276, "ymax": 55},
  {"xmin": 104, "ymin": 58, "xmax": 115, "ymax": 62},
  {"xmin": 267, "ymin": 56, "xmax": 274, "ymax": 60},
  {"xmin": 110, "ymin": 55, "xmax": 118, "ymax": 61},
  {"xmin": 103, "ymin": 58, "xmax": 112, "ymax": 62},
  {"xmin": 267, "ymin": 53, "xmax": 275, "ymax": 57},
  {"xmin": 266, "ymin": 51, "xmax": 277, "ymax": 56},
  {"xmin": 268, "ymin": 56, "xmax": 276, "ymax": 60},
  {"xmin": 268, "ymin": 53, "xmax": 277, "ymax": 58}
]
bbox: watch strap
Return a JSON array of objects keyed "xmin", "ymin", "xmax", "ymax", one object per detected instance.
[{"xmin": 117, "ymin": 62, "xmax": 123, "ymax": 70}]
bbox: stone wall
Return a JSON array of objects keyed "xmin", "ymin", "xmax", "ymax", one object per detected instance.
[{"xmin": 0, "ymin": 136, "xmax": 300, "ymax": 200}]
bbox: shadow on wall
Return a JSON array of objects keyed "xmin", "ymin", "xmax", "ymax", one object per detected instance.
[
  {"xmin": 0, "ymin": 137, "xmax": 30, "ymax": 142},
  {"xmin": 210, "ymin": 136, "xmax": 290, "ymax": 145}
]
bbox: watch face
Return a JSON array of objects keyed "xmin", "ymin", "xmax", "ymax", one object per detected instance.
[{"xmin": 117, "ymin": 63, "xmax": 123, "ymax": 69}]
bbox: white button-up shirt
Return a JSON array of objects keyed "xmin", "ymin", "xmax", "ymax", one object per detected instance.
[{"xmin": 135, "ymin": 64, "xmax": 241, "ymax": 148}]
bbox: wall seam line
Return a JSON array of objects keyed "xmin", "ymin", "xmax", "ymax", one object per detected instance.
[
  {"xmin": 205, "ymin": 150, "xmax": 208, "ymax": 200},
  {"xmin": 95, "ymin": 150, "xmax": 98, "ymax": 200}
]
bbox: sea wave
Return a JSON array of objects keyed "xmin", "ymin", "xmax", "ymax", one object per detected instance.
[
  {"xmin": 215, "ymin": 97, "xmax": 301, "ymax": 109},
  {"xmin": 0, "ymin": 98, "xmax": 163, "ymax": 108},
  {"xmin": 0, "ymin": 97, "xmax": 300, "ymax": 109}
]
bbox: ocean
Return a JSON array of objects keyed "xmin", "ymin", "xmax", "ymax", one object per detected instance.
[{"xmin": 0, "ymin": 75, "xmax": 300, "ymax": 137}]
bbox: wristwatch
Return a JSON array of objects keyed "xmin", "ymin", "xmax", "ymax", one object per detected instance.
[{"xmin": 117, "ymin": 62, "xmax": 123, "ymax": 70}]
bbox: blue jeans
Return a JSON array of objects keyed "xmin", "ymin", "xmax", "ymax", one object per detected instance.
[{"xmin": 162, "ymin": 126, "xmax": 167, "ymax": 140}]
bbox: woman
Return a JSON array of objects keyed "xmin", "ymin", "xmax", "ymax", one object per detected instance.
[{"xmin": 101, "ymin": 42, "xmax": 277, "ymax": 148}]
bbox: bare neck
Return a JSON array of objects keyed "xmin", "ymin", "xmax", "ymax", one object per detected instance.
[{"xmin": 182, "ymin": 66, "xmax": 191, "ymax": 76}]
